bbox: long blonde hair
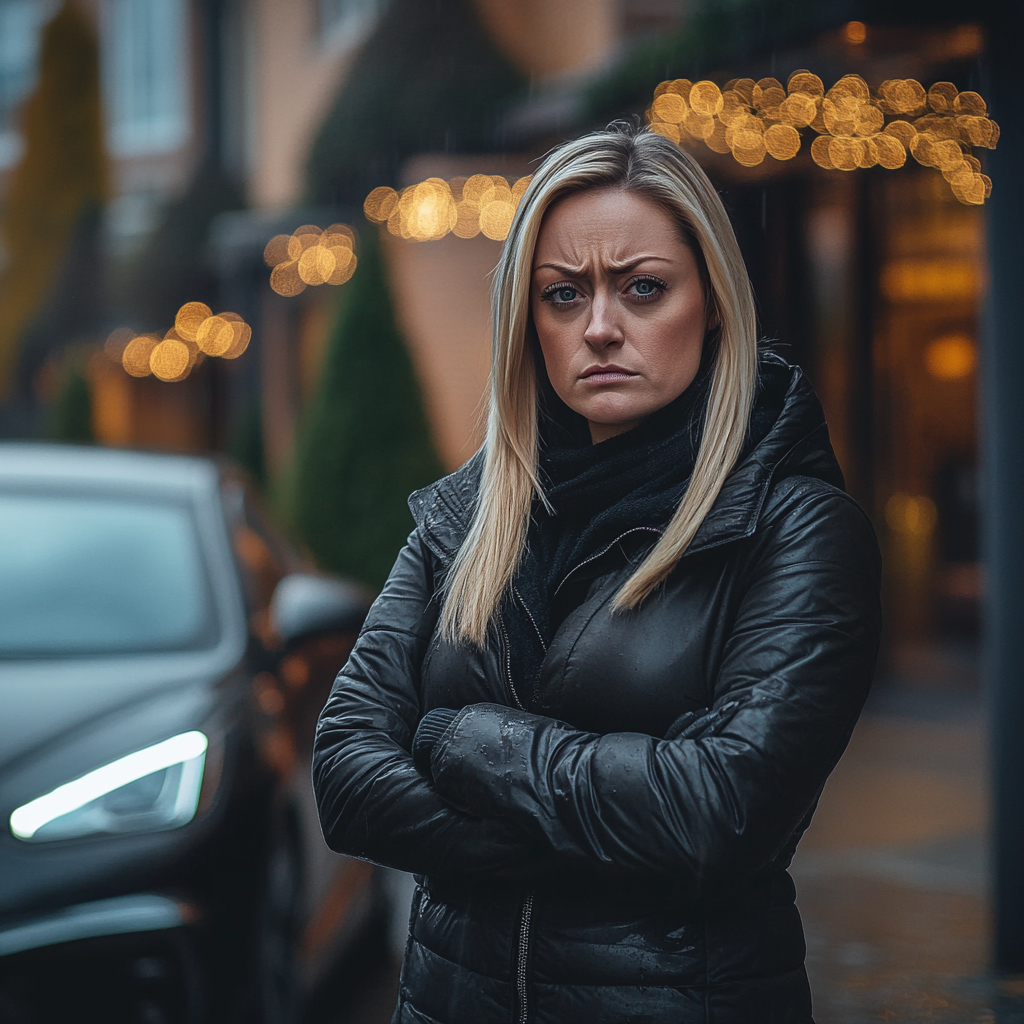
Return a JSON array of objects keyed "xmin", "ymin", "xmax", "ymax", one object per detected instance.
[{"xmin": 441, "ymin": 126, "xmax": 758, "ymax": 645}]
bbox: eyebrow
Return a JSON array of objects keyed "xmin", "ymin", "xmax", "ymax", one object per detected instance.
[{"xmin": 534, "ymin": 255, "xmax": 675, "ymax": 275}]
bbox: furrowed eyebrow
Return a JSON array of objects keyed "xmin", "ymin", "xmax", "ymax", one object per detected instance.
[{"xmin": 534, "ymin": 255, "xmax": 674, "ymax": 275}]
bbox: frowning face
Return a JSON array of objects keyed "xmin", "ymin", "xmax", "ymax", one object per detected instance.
[{"xmin": 531, "ymin": 187, "xmax": 710, "ymax": 444}]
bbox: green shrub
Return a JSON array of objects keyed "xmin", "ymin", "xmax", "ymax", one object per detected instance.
[
  {"xmin": 291, "ymin": 230, "xmax": 443, "ymax": 589},
  {"xmin": 44, "ymin": 354, "xmax": 94, "ymax": 444}
]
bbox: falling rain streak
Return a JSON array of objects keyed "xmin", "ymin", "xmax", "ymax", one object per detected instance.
[
  {"xmin": 363, "ymin": 175, "xmax": 533, "ymax": 242},
  {"xmin": 265, "ymin": 224, "xmax": 357, "ymax": 297},
  {"xmin": 106, "ymin": 304, "xmax": 252, "ymax": 383},
  {"xmin": 647, "ymin": 73, "xmax": 998, "ymax": 205}
]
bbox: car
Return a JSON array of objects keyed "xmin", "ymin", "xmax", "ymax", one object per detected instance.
[{"xmin": 0, "ymin": 443, "xmax": 377, "ymax": 1023}]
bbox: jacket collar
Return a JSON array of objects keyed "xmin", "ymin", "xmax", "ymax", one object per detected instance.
[{"xmin": 408, "ymin": 354, "xmax": 843, "ymax": 568}]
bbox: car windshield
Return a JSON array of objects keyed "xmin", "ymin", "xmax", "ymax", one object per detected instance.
[{"xmin": 0, "ymin": 491, "xmax": 218, "ymax": 657}]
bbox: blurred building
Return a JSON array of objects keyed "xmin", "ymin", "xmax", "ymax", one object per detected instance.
[{"xmin": 0, "ymin": 0, "xmax": 991, "ymax": 652}]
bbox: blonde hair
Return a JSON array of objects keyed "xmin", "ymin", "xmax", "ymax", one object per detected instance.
[{"xmin": 441, "ymin": 126, "xmax": 757, "ymax": 645}]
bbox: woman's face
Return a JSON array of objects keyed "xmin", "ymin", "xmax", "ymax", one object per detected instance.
[{"xmin": 531, "ymin": 187, "xmax": 709, "ymax": 444}]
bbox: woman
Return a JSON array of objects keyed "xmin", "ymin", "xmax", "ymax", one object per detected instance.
[{"xmin": 313, "ymin": 124, "xmax": 881, "ymax": 1024}]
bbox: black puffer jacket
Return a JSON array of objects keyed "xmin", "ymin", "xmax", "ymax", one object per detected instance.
[{"xmin": 313, "ymin": 357, "xmax": 882, "ymax": 1024}]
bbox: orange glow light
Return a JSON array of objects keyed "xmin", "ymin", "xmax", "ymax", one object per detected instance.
[
  {"xmin": 885, "ymin": 493, "xmax": 938, "ymax": 536},
  {"xmin": 363, "ymin": 175, "xmax": 533, "ymax": 242},
  {"xmin": 266, "ymin": 223, "xmax": 358, "ymax": 295},
  {"xmin": 925, "ymin": 334, "xmax": 977, "ymax": 380},
  {"xmin": 845, "ymin": 21, "xmax": 867, "ymax": 44},
  {"xmin": 113, "ymin": 302, "xmax": 253, "ymax": 382},
  {"xmin": 646, "ymin": 73, "xmax": 998, "ymax": 204}
]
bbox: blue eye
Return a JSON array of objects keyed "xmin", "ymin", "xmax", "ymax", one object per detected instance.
[
  {"xmin": 635, "ymin": 280, "xmax": 655, "ymax": 295},
  {"xmin": 554, "ymin": 287, "xmax": 577, "ymax": 303}
]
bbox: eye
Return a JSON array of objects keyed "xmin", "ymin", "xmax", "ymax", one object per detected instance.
[
  {"xmin": 627, "ymin": 275, "xmax": 666, "ymax": 302},
  {"xmin": 542, "ymin": 283, "xmax": 581, "ymax": 306}
]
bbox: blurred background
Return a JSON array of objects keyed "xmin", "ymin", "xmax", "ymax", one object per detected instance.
[{"xmin": 0, "ymin": 0, "xmax": 1021, "ymax": 1021}]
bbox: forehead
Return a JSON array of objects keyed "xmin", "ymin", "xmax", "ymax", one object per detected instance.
[{"xmin": 533, "ymin": 188, "xmax": 685, "ymax": 265}]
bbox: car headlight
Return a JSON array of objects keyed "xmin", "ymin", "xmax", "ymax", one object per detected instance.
[{"xmin": 10, "ymin": 731, "xmax": 208, "ymax": 843}]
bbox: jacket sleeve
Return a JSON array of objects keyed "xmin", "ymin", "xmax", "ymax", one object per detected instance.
[
  {"xmin": 427, "ymin": 481, "xmax": 882, "ymax": 885},
  {"xmin": 312, "ymin": 529, "xmax": 541, "ymax": 879}
]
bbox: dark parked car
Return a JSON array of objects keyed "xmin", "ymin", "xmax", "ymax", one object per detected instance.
[{"xmin": 0, "ymin": 444, "xmax": 375, "ymax": 1023}]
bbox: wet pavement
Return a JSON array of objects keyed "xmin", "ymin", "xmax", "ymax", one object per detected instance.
[
  {"xmin": 791, "ymin": 643, "xmax": 1022, "ymax": 1023},
  {"xmin": 314, "ymin": 643, "xmax": 1021, "ymax": 1023}
]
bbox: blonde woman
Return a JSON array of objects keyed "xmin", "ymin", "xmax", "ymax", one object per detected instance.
[{"xmin": 314, "ymin": 124, "xmax": 880, "ymax": 1024}]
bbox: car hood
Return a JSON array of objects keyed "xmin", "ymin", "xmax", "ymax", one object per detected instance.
[{"xmin": 0, "ymin": 641, "xmax": 246, "ymax": 776}]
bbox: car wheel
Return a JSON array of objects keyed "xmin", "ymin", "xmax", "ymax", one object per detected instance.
[{"xmin": 253, "ymin": 806, "xmax": 303, "ymax": 1024}]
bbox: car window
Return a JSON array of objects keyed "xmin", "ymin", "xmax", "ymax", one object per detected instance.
[{"xmin": 0, "ymin": 491, "xmax": 218, "ymax": 658}]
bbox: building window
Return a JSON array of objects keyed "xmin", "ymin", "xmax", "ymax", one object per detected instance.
[
  {"xmin": 0, "ymin": 0, "xmax": 59, "ymax": 168},
  {"xmin": 101, "ymin": 0, "xmax": 190, "ymax": 157}
]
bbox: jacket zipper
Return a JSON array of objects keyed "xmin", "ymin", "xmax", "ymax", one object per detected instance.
[
  {"xmin": 511, "ymin": 584, "xmax": 547, "ymax": 653},
  {"xmin": 497, "ymin": 607, "xmax": 535, "ymax": 1021},
  {"xmin": 552, "ymin": 526, "xmax": 662, "ymax": 598},
  {"xmin": 503, "ymin": 537, "xmax": 656, "ymax": 1023},
  {"xmin": 515, "ymin": 890, "xmax": 535, "ymax": 1024},
  {"xmin": 497, "ymin": 615, "xmax": 526, "ymax": 710}
]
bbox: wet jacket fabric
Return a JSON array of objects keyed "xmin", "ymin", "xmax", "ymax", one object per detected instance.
[{"xmin": 313, "ymin": 355, "xmax": 882, "ymax": 1024}]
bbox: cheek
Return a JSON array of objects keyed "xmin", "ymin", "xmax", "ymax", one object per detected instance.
[
  {"xmin": 533, "ymin": 306, "xmax": 574, "ymax": 384},
  {"xmin": 640, "ymin": 300, "xmax": 705, "ymax": 384}
]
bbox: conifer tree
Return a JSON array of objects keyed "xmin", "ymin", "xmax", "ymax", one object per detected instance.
[
  {"xmin": 291, "ymin": 230, "xmax": 444, "ymax": 590},
  {"xmin": 0, "ymin": 2, "xmax": 106, "ymax": 395},
  {"xmin": 45, "ymin": 355, "xmax": 94, "ymax": 443}
]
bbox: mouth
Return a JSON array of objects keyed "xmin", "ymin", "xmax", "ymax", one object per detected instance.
[{"xmin": 579, "ymin": 364, "xmax": 639, "ymax": 384}]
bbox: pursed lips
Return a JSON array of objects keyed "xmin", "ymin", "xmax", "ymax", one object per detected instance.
[{"xmin": 579, "ymin": 365, "xmax": 639, "ymax": 384}]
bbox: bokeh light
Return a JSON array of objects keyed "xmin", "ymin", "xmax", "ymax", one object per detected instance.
[
  {"xmin": 363, "ymin": 175, "xmax": 533, "ymax": 242},
  {"xmin": 646, "ymin": 73, "xmax": 998, "ymax": 204},
  {"xmin": 925, "ymin": 334, "xmax": 977, "ymax": 380},
  {"xmin": 113, "ymin": 302, "xmax": 253, "ymax": 382},
  {"xmin": 845, "ymin": 21, "xmax": 867, "ymax": 44},
  {"xmin": 265, "ymin": 223, "xmax": 358, "ymax": 295},
  {"xmin": 886, "ymin": 493, "xmax": 938, "ymax": 536},
  {"xmin": 121, "ymin": 334, "xmax": 159, "ymax": 377}
]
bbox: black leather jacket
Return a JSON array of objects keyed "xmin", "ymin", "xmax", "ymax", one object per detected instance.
[{"xmin": 313, "ymin": 358, "xmax": 882, "ymax": 1024}]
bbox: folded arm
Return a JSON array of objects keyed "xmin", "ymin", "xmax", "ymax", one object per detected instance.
[
  {"xmin": 312, "ymin": 531, "xmax": 541, "ymax": 880},
  {"xmin": 426, "ymin": 482, "xmax": 882, "ymax": 885}
]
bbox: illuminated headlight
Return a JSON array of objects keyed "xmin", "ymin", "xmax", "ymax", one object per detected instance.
[{"xmin": 10, "ymin": 732, "xmax": 208, "ymax": 843}]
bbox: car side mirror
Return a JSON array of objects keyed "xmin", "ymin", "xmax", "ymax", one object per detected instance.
[{"xmin": 270, "ymin": 573, "xmax": 371, "ymax": 648}]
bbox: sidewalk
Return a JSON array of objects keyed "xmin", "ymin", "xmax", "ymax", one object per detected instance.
[{"xmin": 791, "ymin": 643, "xmax": 1015, "ymax": 1023}]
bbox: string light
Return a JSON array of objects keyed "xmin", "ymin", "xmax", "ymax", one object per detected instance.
[
  {"xmin": 647, "ymin": 73, "xmax": 998, "ymax": 204},
  {"xmin": 363, "ymin": 175, "xmax": 533, "ymax": 242},
  {"xmin": 108, "ymin": 302, "xmax": 252, "ymax": 383},
  {"xmin": 264, "ymin": 223, "xmax": 357, "ymax": 296}
]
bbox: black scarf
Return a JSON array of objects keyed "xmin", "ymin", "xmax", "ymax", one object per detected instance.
[
  {"xmin": 503, "ymin": 351, "xmax": 788, "ymax": 709},
  {"xmin": 502, "ymin": 357, "xmax": 710, "ymax": 706}
]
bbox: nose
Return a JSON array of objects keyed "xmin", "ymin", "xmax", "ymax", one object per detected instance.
[{"xmin": 583, "ymin": 289, "xmax": 624, "ymax": 350}]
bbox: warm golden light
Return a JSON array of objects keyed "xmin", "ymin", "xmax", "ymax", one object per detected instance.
[
  {"xmin": 880, "ymin": 259, "xmax": 979, "ymax": 302},
  {"xmin": 174, "ymin": 302, "xmax": 212, "ymax": 342},
  {"xmin": 113, "ymin": 302, "xmax": 254, "ymax": 382},
  {"xmin": 196, "ymin": 315, "xmax": 235, "ymax": 356},
  {"xmin": 266, "ymin": 223, "xmax": 359, "ymax": 295},
  {"xmin": 122, "ymin": 334, "xmax": 158, "ymax": 377},
  {"xmin": 925, "ymin": 334, "xmax": 977, "ymax": 380},
  {"xmin": 149, "ymin": 338, "xmax": 190, "ymax": 382},
  {"xmin": 362, "ymin": 175, "xmax": 533, "ymax": 242},
  {"xmin": 886, "ymin": 493, "xmax": 937, "ymax": 536},
  {"xmin": 845, "ymin": 21, "xmax": 867, "ymax": 44},
  {"xmin": 646, "ymin": 73, "xmax": 997, "ymax": 204}
]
